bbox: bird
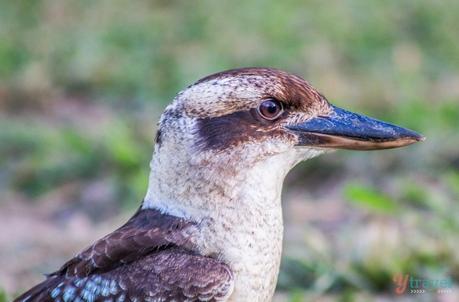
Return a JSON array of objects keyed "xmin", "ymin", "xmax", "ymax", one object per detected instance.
[{"xmin": 15, "ymin": 67, "xmax": 424, "ymax": 302}]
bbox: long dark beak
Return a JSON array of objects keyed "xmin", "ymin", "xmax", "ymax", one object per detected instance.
[{"xmin": 286, "ymin": 105, "xmax": 425, "ymax": 150}]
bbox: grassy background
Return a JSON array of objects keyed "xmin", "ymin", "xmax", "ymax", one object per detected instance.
[{"xmin": 0, "ymin": 1, "xmax": 458, "ymax": 301}]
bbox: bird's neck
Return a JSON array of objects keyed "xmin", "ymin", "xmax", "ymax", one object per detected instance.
[
  {"xmin": 143, "ymin": 149, "xmax": 289, "ymax": 300},
  {"xmin": 143, "ymin": 145, "xmax": 322, "ymax": 301},
  {"xmin": 143, "ymin": 144, "xmax": 307, "ymax": 222}
]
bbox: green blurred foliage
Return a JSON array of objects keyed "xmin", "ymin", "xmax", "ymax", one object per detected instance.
[
  {"xmin": 0, "ymin": 288, "xmax": 8, "ymax": 302},
  {"xmin": 0, "ymin": 0, "xmax": 458, "ymax": 299},
  {"xmin": 0, "ymin": 0, "xmax": 459, "ymax": 106},
  {"xmin": 344, "ymin": 183, "xmax": 398, "ymax": 214}
]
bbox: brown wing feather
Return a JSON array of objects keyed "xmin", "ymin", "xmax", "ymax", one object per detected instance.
[
  {"xmin": 14, "ymin": 208, "xmax": 234, "ymax": 302},
  {"xmin": 54, "ymin": 207, "xmax": 193, "ymax": 278}
]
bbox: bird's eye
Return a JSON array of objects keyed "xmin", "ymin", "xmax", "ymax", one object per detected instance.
[{"xmin": 257, "ymin": 99, "xmax": 284, "ymax": 120}]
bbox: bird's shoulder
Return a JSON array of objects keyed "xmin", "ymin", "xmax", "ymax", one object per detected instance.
[
  {"xmin": 15, "ymin": 207, "xmax": 234, "ymax": 302},
  {"xmin": 55, "ymin": 207, "xmax": 194, "ymax": 278}
]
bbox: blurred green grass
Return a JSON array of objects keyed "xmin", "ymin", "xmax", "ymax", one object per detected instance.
[{"xmin": 0, "ymin": 0, "xmax": 458, "ymax": 300}]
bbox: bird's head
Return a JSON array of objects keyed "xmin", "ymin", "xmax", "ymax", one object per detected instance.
[
  {"xmin": 145, "ymin": 68, "xmax": 423, "ymax": 216},
  {"xmin": 154, "ymin": 67, "xmax": 423, "ymax": 166}
]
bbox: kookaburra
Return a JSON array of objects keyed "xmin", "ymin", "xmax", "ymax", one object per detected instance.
[{"xmin": 15, "ymin": 68, "xmax": 423, "ymax": 302}]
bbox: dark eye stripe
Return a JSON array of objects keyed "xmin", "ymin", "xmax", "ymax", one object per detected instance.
[{"xmin": 195, "ymin": 108, "xmax": 285, "ymax": 151}]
